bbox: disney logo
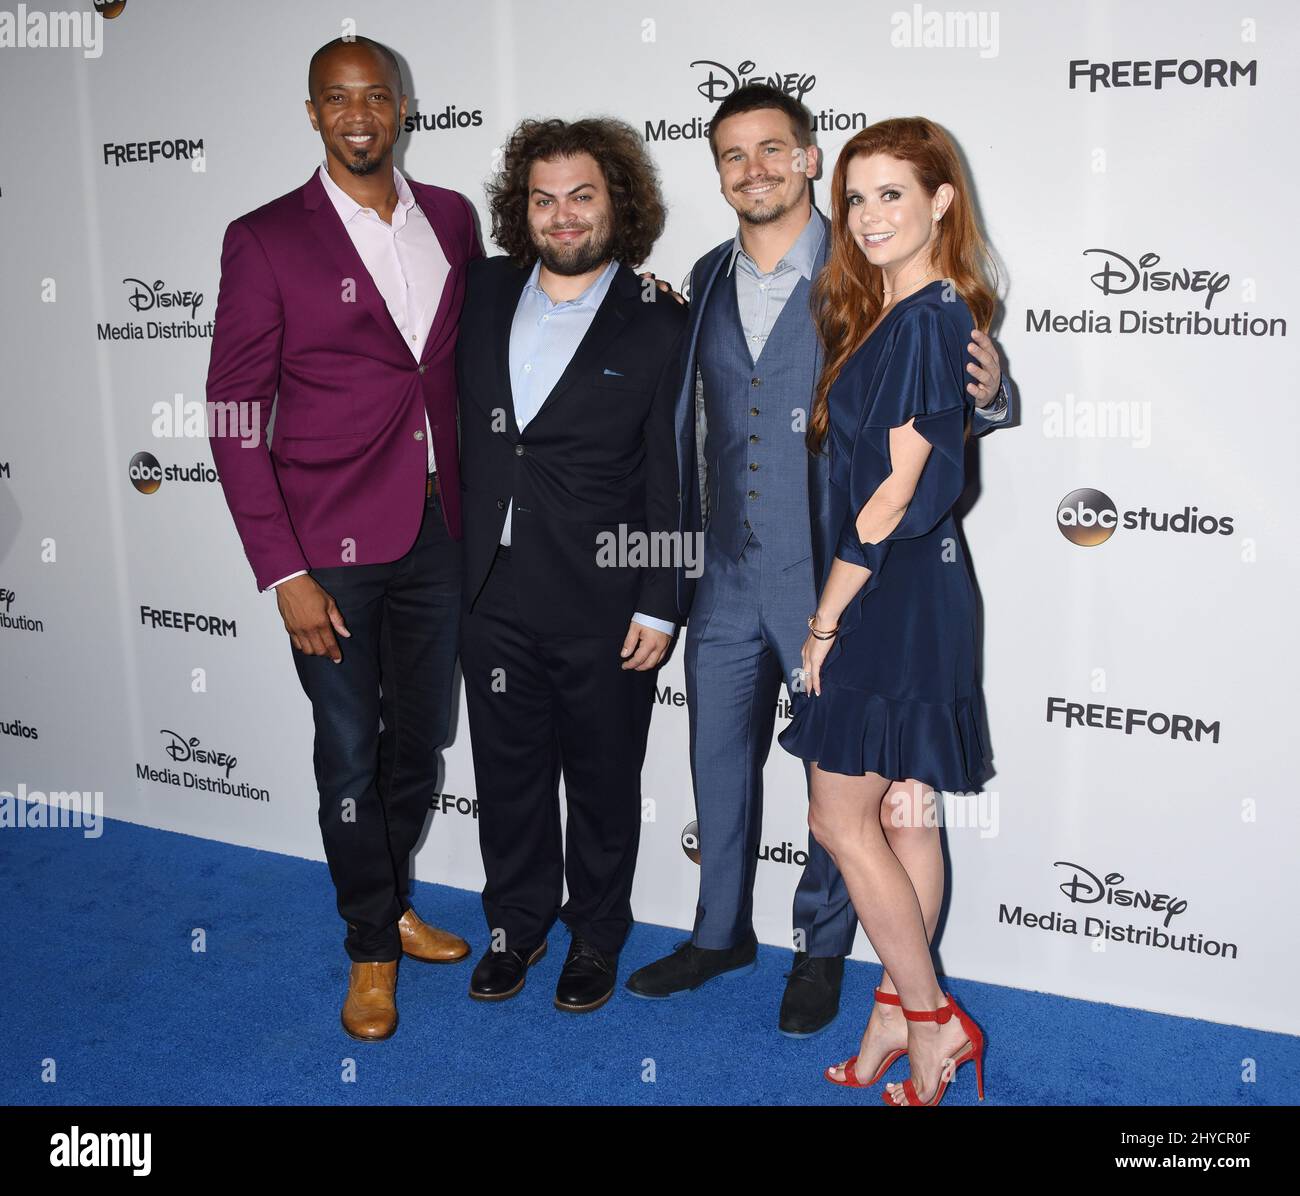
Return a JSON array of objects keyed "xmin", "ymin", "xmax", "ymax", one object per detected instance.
[
  {"xmin": 123, "ymin": 278, "xmax": 205, "ymax": 319},
  {"xmin": 160, "ymin": 729, "xmax": 237, "ymax": 777},
  {"xmin": 690, "ymin": 59, "xmax": 817, "ymax": 104},
  {"xmin": 1083, "ymin": 250, "xmax": 1229, "ymax": 311},
  {"xmin": 1053, "ymin": 860, "xmax": 1187, "ymax": 927}
]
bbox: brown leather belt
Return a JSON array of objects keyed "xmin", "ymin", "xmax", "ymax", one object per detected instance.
[{"xmin": 426, "ymin": 471, "xmax": 439, "ymax": 499}]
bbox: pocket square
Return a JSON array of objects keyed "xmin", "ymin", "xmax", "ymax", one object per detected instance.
[{"xmin": 602, "ymin": 368, "xmax": 625, "ymax": 376}]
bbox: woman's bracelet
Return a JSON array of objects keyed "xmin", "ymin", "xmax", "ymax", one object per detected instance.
[{"xmin": 808, "ymin": 614, "xmax": 839, "ymax": 641}]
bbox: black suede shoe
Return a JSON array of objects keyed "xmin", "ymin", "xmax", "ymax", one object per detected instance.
[
  {"xmin": 778, "ymin": 952, "xmax": 845, "ymax": 1036},
  {"xmin": 624, "ymin": 929, "xmax": 758, "ymax": 999},
  {"xmin": 468, "ymin": 940, "xmax": 547, "ymax": 1001},
  {"xmin": 554, "ymin": 935, "xmax": 617, "ymax": 1013}
]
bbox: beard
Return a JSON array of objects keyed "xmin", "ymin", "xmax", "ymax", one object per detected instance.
[
  {"xmin": 343, "ymin": 149, "xmax": 383, "ymax": 177},
  {"xmin": 532, "ymin": 220, "xmax": 614, "ymax": 276},
  {"xmin": 734, "ymin": 175, "xmax": 795, "ymax": 226}
]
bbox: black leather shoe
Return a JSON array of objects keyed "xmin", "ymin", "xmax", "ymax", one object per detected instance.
[
  {"xmin": 554, "ymin": 936, "xmax": 618, "ymax": 1013},
  {"xmin": 778, "ymin": 952, "xmax": 845, "ymax": 1036},
  {"xmin": 625, "ymin": 929, "xmax": 757, "ymax": 998},
  {"xmin": 468, "ymin": 940, "xmax": 547, "ymax": 1001}
]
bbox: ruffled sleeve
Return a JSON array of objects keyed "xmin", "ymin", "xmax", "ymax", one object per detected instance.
[{"xmin": 834, "ymin": 302, "xmax": 971, "ymax": 598}]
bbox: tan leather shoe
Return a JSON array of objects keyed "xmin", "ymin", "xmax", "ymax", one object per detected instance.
[
  {"xmin": 341, "ymin": 960, "xmax": 398, "ymax": 1041},
  {"xmin": 398, "ymin": 906, "xmax": 470, "ymax": 964}
]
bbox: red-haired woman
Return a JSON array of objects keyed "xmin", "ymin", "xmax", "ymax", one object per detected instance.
[{"xmin": 778, "ymin": 117, "xmax": 996, "ymax": 1106}]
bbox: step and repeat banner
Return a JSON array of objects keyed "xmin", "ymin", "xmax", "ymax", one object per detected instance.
[{"xmin": 2, "ymin": 1, "xmax": 1296, "ymax": 1035}]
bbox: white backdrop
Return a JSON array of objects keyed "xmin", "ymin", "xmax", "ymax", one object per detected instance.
[{"xmin": 2, "ymin": 0, "xmax": 1296, "ymax": 1036}]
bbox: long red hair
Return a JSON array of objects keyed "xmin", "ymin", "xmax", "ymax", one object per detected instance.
[{"xmin": 808, "ymin": 117, "xmax": 997, "ymax": 454}]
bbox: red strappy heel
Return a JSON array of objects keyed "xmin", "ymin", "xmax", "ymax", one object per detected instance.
[
  {"xmin": 824, "ymin": 987, "xmax": 907, "ymax": 1088},
  {"xmin": 881, "ymin": 991, "xmax": 985, "ymax": 1106}
]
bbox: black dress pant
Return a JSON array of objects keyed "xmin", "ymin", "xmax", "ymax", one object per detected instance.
[
  {"xmin": 292, "ymin": 485, "xmax": 461, "ymax": 962},
  {"xmin": 460, "ymin": 548, "xmax": 656, "ymax": 957}
]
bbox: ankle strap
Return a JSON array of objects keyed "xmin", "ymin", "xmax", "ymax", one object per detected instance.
[
  {"xmin": 874, "ymin": 987, "xmax": 901, "ymax": 1006},
  {"xmin": 900, "ymin": 997, "xmax": 954, "ymax": 1023}
]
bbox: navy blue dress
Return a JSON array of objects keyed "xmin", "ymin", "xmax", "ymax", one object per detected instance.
[{"xmin": 779, "ymin": 281, "xmax": 991, "ymax": 792}]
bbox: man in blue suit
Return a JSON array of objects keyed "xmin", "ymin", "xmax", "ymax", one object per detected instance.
[{"xmin": 626, "ymin": 84, "xmax": 1012, "ymax": 1034}]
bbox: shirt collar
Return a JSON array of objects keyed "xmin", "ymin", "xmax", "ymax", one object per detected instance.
[
  {"xmin": 522, "ymin": 256, "xmax": 621, "ymax": 309},
  {"xmin": 317, "ymin": 161, "xmax": 414, "ymax": 224},
  {"xmin": 726, "ymin": 205, "xmax": 824, "ymax": 280}
]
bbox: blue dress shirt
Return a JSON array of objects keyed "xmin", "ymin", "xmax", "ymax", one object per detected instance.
[{"xmin": 504, "ymin": 257, "xmax": 675, "ymax": 637}]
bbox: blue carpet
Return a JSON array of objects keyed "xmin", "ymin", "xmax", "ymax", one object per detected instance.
[{"xmin": 1, "ymin": 818, "xmax": 1295, "ymax": 1106}]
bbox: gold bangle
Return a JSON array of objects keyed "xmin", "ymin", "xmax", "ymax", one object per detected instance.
[{"xmin": 808, "ymin": 614, "xmax": 838, "ymax": 640}]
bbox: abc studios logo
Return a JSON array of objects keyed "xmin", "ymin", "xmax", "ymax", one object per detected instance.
[
  {"xmin": 93, "ymin": 1, "xmax": 128, "ymax": 17},
  {"xmin": 1057, "ymin": 488, "xmax": 1117, "ymax": 546},
  {"xmin": 680, "ymin": 820, "xmax": 701, "ymax": 865},
  {"xmin": 129, "ymin": 451, "xmax": 163, "ymax": 494}
]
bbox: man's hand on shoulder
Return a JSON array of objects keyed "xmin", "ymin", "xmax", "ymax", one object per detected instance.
[
  {"xmin": 637, "ymin": 271, "xmax": 687, "ymax": 306},
  {"xmin": 967, "ymin": 328, "xmax": 1003, "ymax": 407}
]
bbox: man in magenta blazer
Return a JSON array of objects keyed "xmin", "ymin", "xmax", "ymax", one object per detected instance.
[{"xmin": 206, "ymin": 36, "xmax": 481, "ymax": 1041}]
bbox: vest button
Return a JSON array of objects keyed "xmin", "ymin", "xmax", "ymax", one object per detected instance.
[
  {"xmin": 743, "ymin": 519, "xmax": 751, "ymax": 529},
  {"xmin": 749, "ymin": 463, "xmax": 759, "ymax": 471},
  {"xmin": 749, "ymin": 407, "xmax": 759, "ymax": 416},
  {"xmin": 514, "ymin": 444, "xmax": 525, "ymax": 456},
  {"xmin": 748, "ymin": 490, "xmax": 759, "ymax": 499},
  {"xmin": 751, "ymin": 378, "xmax": 761, "ymax": 387},
  {"xmin": 749, "ymin": 434, "xmax": 759, "ymax": 444},
  {"xmin": 496, "ymin": 499, "xmax": 506, "ymax": 510}
]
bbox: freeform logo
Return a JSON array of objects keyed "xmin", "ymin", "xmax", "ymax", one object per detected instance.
[
  {"xmin": 139, "ymin": 605, "xmax": 237, "ymax": 637},
  {"xmin": 1069, "ymin": 57, "xmax": 1256, "ymax": 92},
  {"xmin": 0, "ymin": 6, "xmax": 104, "ymax": 58},
  {"xmin": 1045, "ymin": 697, "xmax": 1220, "ymax": 744},
  {"xmin": 1056, "ymin": 489, "xmax": 1234, "ymax": 546},
  {"xmin": 431, "ymin": 792, "xmax": 479, "ymax": 818},
  {"xmin": 103, "ymin": 137, "xmax": 203, "ymax": 167}
]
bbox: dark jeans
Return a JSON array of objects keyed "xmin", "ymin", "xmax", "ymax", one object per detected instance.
[
  {"xmin": 459, "ymin": 548, "xmax": 656, "ymax": 957},
  {"xmin": 292, "ymin": 486, "xmax": 462, "ymax": 962}
]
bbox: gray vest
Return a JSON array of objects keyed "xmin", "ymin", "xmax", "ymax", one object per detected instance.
[{"xmin": 697, "ymin": 268, "xmax": 820, "ymax": 571}]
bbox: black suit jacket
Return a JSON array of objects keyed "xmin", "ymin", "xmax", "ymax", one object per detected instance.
[{"xmin": 456, "ymin": 256, "xmax": 690, "ymax": 636}]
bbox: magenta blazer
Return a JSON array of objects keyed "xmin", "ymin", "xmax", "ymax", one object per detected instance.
[{"xmin": 206, "ymin": 170, "xmax": 481, "ymax": 590}]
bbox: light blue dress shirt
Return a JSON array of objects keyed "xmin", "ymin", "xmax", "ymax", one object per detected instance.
[{"xmin": 504, "ymin": 257, "xmax": 675, "ymax": 637}]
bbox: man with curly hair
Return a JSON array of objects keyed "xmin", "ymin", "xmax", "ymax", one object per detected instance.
[{"xmin": 456, "ymin": 118, "xmax": 689, "ymax": 1012}]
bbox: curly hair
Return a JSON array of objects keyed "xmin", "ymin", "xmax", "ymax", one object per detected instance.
[{"xmin": 486, "ymin": 117, "xmax": 667, "ymax": 268}]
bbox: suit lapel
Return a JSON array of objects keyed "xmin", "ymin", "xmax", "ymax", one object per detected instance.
[
  {"xmin": 526, "ymin": 263, "xmax": 635, "ymax": 427},
  {"xmin": 409, "ymin": 182, "xmax": 463, "ymax": 365},
  {"xmin": 303, "ymin": 173, "xmax": 407, "ymax": 354},
  {"xmin": 490, "ymin": 264, "xmax": 529, "ymax": 437}
]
